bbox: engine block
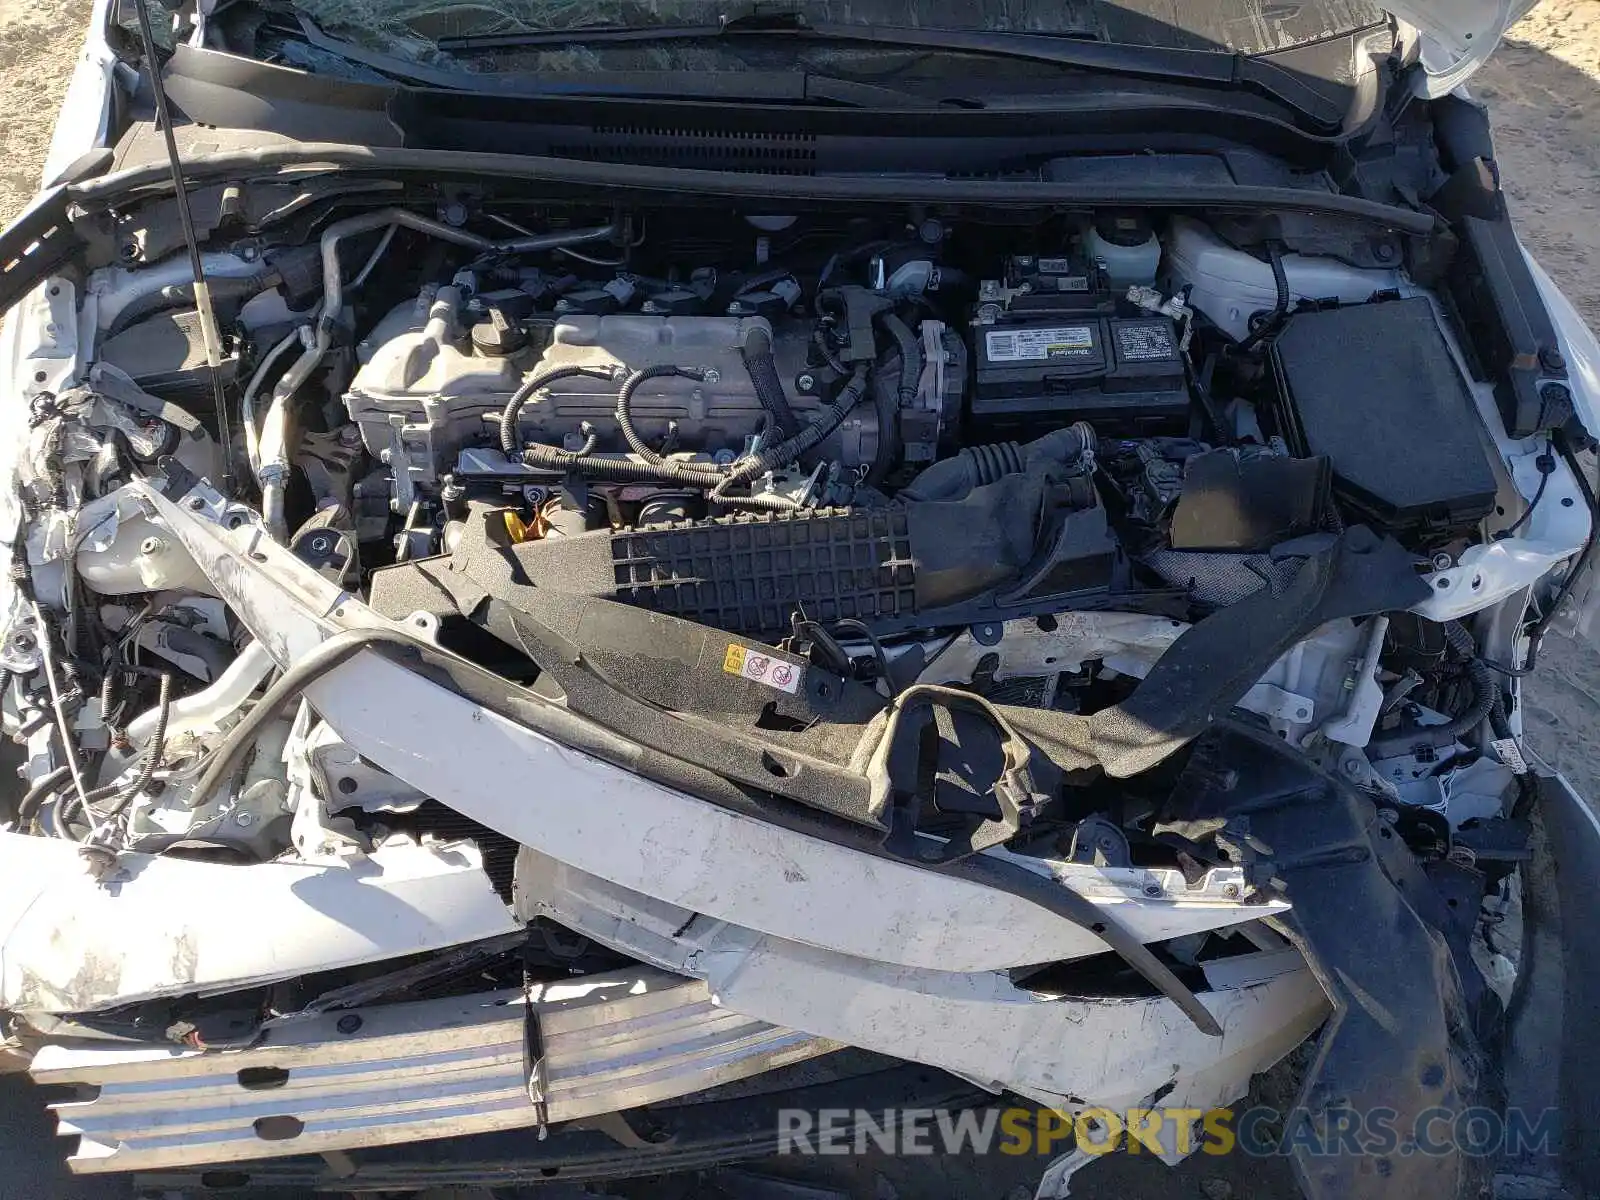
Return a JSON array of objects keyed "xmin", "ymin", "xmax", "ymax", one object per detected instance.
[{"xmin": 344, "ymin": 292, "xmax": 881, "ymax": 511}]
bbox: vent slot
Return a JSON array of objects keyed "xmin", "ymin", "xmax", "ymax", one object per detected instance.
[{"xmin": 550, "ymin": 125, "xmax": 818, "ymax": 174}]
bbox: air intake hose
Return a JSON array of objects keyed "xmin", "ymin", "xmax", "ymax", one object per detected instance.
[{"xmin": 900, "ymin": 423, "xmax": 1097, "ymax": 502}]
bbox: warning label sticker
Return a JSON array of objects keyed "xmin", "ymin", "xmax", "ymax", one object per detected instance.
[
  {"xmin": 723, "ymin": 644, "xmax": 802, "ymax": 694},
  {"xmin": 1113, "ymin": 321, "xmax": 1177, "ymax": 362},
  {"xmin": 985, "ymin": 326, "xmax": 1095, "ymax": 362}
]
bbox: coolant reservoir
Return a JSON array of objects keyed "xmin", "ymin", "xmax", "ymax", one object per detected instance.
[
  {"xmin": 74, "ymin": 489, "xmax": 214, "ymax": 595},
  {"xmin": 1163, "ymin": 217, "xmax": 1404, "ymax": 341},
  {"xmin": 1086, "ymin": 213, "xmax": 1161, "ymax": 290}
]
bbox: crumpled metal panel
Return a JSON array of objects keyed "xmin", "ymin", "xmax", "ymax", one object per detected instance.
[{"xmin": 32, "ymin": 970, "xmax": 837, "ymax": 1174}]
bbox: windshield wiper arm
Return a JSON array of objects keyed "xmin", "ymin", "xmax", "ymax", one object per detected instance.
[{"xmin": 435, "ymin": 12, "xmax": 1341, "ymax": 128}]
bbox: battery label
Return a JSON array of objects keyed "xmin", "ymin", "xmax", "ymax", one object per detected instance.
[
  {"xmin": 986, "ymin": 326, "xmax": 1095, "ymax": 362},
  {"xmin": 1035, "ymin": 259, "xmax": 1090, "ymax": 290},
  {"xmin": 1113, "ymin": 321, "xmax": 1177, "ymax": 362}
]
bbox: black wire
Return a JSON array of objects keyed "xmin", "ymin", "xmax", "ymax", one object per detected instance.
[
  {"xmin": 1531, "ymin": 434, "xmax": 1600, "ymax": 636},
  {"xmin": 1489, "ymin": 429, "xmax": 1600, "ymax": 677},
  {"xmin": 1234, "ymin": 242, "xmax": 1290, "ymax": 354},
  {"xmin": 1480, "ymin": 656, "xmax": 1538, "ymax": 678},
  {"xmin": 15, "ymin": 765, "xmax": 71, "ymax": 826},
  {"xmin": 56, "ymin": 672, "xmax": 175, "ymax": 831},
  {"xmin": 1498, "ymin": 443, "xmax": 1555, "ymax": 540},
  {"xmin": 832, "ymin": 619, "xmax": 895, "ymax": 694}
]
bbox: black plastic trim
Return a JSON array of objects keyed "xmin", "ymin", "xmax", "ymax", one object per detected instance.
[
  {"xmin": 67, "ymin": 141, "xmax": 1440, "ymax": 233},
  {"xmin": 0, "ymin": 187, "xmax": 84, "ymax": 317}
]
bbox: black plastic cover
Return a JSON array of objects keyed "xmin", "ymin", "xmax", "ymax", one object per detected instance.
[
  {"xmin": 1164, "ymin": 723, "xmax": 1493, "ymax": 1200},
  {"xmin": 1449, "ymin": 210, "xmax": 1572, "ymax": 437},
  {"xmin": 1270, "ymin": 298, "xmax": 1498, "ymax": 535},
  {"xmin": 1169, "ymin": 450, "xmax": 1331, "ymax": 551},
  {"xmin": 610, "ymin": 508, "xmax": 918, "ymax": 635},
  {"xmin": 491, "ymin": 498, "xmax": 1117, "ymax": 640},
  {"xmin": 98, "ymin": 309, "xmax": 241, "ymax": 400}
]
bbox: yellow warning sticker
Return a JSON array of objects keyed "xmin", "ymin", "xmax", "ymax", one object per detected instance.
[{"xmin": 723, "ymin": 643, "xmax": 802, "ymax": 694}]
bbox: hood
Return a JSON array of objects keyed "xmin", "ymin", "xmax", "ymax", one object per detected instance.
[{"xmin": 1387, "ymin": 0, "xmax": 1539, "ymax": 94}]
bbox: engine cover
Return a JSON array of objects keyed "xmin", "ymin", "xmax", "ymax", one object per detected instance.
[{"xmin": 344, "ymin": 294, "xmax": 880, "ymax": 511}]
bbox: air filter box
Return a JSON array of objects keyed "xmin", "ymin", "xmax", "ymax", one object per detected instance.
[{"xmin": 1269, "ymin": 299, "xmax": 1498, "ymax": 537}]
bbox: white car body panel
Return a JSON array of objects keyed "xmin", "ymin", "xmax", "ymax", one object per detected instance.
[
  {"xmin": 40, "ymin": 0, "xmax": 120, "ymax": 188},
  {"xmin": 0, "ymin": 829, "xmax": 519, "ymax": 1013},
  {"xmin": 514, "ymin": 845, "xmax": 1330, "ymax": 1114},
  {"xmin": 1525, "ymin": 247, "xmax": 1600, "ymax": 639},
  {"xmin": 1388, "ymin": 0, "xmax": 1540, "ymax": 95}
]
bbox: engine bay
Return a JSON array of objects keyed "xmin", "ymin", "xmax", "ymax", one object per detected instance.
[
  {"xmin": 251, "ymin": 204, "xmax": 1504, "ymax": 634},
  {"xmin": 6, "ymin": 192, "xmax": 1574, "ymax": 856}
]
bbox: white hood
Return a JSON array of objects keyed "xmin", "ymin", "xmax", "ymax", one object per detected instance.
[{"xmin": 1387, "ymin": 0, "xmax": 1539, "ymax": 95}]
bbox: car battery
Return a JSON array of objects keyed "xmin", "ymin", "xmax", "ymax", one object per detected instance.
[{"xmin": 969, "ymin": 313, "xmax": 1190, "ymax": 434}]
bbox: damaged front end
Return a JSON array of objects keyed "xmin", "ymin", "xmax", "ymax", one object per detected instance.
[{"xmin": 2, "ymin": 89, "xmax": 1597, "ymax": 1197}]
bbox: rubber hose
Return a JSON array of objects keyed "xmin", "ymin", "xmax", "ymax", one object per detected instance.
[
  {"xmin": 499, "ymin": 366, "xmax": 617, "ymax": 455},
  {"xmin": 261, "ymin": 479, "xmax": 288, "ymax": 543},
  {"xmin": 615, "ymin": 365, "xmax": 709, "ymax": 463},
  {"xmin": 15, "ymin": 765, "xmax": 71, "ymax": 825},
  {"xmin": 878, "ymin": 312, "xmax": 921, "ymax": 409},
  {"xmin": 900, "ymin": 441, "xmax": 1025, "ymax": 502},
  {"xmin": 105, "ymin": 273, "xmax": 268, "ymax": 339},
  {"xmin": 741, "ymin": 326, "xmax": 801, "ymax": 439}
]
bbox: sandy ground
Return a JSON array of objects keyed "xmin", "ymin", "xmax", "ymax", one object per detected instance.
[{"xmin": 0, "ymin": 0, "xmax": 80, "ymax": 220}]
